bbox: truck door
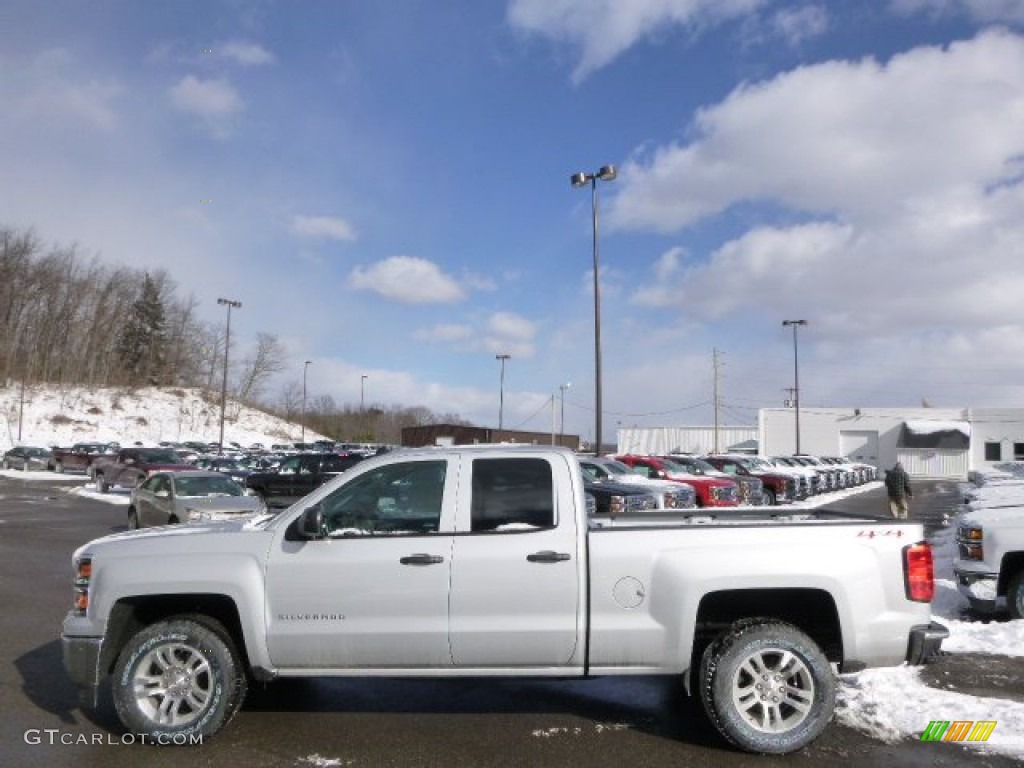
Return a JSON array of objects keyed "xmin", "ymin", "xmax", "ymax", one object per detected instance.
[
  {"xmin": 448, "ymin": 454, "xmax": 584, "ymax": 668},
  {"xmin": 264, "ymin": 458, "xmax": 455, "ymax": 668}
]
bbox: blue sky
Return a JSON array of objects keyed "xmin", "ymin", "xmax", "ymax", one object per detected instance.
[{"xmin": 4, "ymin": 1, "xmax": 1024, "ymax": 444}]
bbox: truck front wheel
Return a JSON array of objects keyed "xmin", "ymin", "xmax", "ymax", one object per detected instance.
[
  {"xmin": 699, "ymin": 618, "xmax": 835, "ymax": 754},
  {"xmin": 112, "ymin": 616, "xmax": 247, "ymax": 742},
  {"xmin": 1008, "ymin": 571, "xmax": 1024, "ymax": 620}
]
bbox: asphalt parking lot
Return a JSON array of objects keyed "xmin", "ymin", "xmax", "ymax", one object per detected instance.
[{"xmin": 1, "ymin": 473, "xmax": 1020, "ymax": 767}]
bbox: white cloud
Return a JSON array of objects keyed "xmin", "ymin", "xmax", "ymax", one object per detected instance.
[
  {"xmin": 348, "ymin": 256, "xmax": 466, "ymax": 304},
  {"xmin": 892, "ymin": 0, "xmax": 1024, "ymax": 25},
  {"xmin": 770, "ymin": 5, "xmax": 828, "ymax": 46},
  {"xmin": 291, "ymin": 215, "xmax": 357, "ymax": 241},
  {"xmin": 616, "ymin": 30, "xmax": 1024, "ymax": 341},
  {"xmin": 169, "ymin": 75, "xmax": 243, "ymax": 136},
  {"xmin": 219, "ymin": 41, "xmax": 275, "ymax": 66},
  {"xmin": 413, "ymin": 313, "xmax": 538, "ymax": 358},
  {"xmin": 8, "ymin": 49, "xmax": 122, "ymax": 131},
  {"xmin": 414, "ymin": 324, "xmax": 475, "ymax": 343},
  {"xmin": 610, "ymin": 29, "xmax": 1024, "ymax": 232},
  {"xmin": 507, "ymin": 0, "xmax": 766, "ymax": 81},
  {"xmin": 484, "ymin": 311, "xmax": 538, "ymax": 357}
]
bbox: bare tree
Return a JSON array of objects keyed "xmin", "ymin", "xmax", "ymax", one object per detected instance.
[{"xmin": 235, "ymin": 333, "xmax": 287, "ymax": 402}]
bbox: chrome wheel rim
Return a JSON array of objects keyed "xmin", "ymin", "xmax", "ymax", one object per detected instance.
[
  {"xmin": 132, "ymin": 642, "xmax": 213, "ymax": 727},
  {"xmin": 731, "ymin": 647, "xmax": 814, "ymax": 733}
]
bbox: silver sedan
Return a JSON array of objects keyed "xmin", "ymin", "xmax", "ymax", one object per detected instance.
[{"xmin": 128, "ymin": 470, "xmax": 266, "ymax": 529}]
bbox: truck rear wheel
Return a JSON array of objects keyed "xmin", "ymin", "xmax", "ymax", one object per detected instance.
[
  {"xmin": 1008, "ymin": 571, "xmax": 1024, "ymax": 620},
  {"xmin": 112, "ymin": 616, "xmax": 247, "ymax": 742},
  {"xmin": 699, "ymin": 618, "xmax": 835, "ymax": 754}
]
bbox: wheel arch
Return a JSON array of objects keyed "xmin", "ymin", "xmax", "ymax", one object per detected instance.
[
  {"xmin": 690, "ymin": 588, "xmax": 843, "ymax": 676},
  {"xmin": 998, "ymin": 551, "xmax": 1024, "ymax": 596},
  {"xmin": 101, "ymin": 594, "xmax": 250, "ymax": 676}
]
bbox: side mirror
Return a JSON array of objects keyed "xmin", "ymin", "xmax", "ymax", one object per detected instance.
[{"xmin": 298, "ymin": 504, "xmax": 324, "ymax": 539}]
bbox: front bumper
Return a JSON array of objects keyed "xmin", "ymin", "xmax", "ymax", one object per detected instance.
[
  {"xmin": 954, "ymin": 567, "xmax": 1000, "ymax": 613},
  {"xmin": 906, "ymin": 621, "xmax": 949, "ymax": 665},
  {"xmin": 62, "ymin": 633, "xmax": 104, "ymax": 707}
]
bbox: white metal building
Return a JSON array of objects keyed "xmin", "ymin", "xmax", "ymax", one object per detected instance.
[
  {"xmin": 617, "ymin": 407, "xmax": 1024, "ymax": 480},
  {"xmin": 616, "ymin": 426, "xmax": 759, "ymax": 456}
]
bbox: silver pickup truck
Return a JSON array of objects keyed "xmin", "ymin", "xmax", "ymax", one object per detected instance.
[{"xmin": 62, "ymin": 445, "xmax": 946, "ymax": 754}]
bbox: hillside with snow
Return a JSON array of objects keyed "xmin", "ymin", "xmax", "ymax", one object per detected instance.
[{"xmin": 0, "ymin": 385, "xmax": 325, "ymax": 451}]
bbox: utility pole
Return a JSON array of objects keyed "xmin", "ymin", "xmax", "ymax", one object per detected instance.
[{"xmin": 712, "ymin": 349, "xmax": 722, "ymax": 454}]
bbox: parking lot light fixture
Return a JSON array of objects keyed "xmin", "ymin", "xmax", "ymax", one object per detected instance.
[
  {"xmin": 782, "ymin": 319, "xmax": 808, "ymax": 454},
  {"xmin": 496, "ymin": 354, "xmax": 510, "ymax": 432},
  {"xmin": 302, "ymin": 360, "xmax": 312, "ymax": 444},
  {"xmin": 217, "ymin": 297, "xmax": 242, "ymax": 455},
  {"xmin": 559, "ymin": 382, "xmax": 572, "ymax": 441},
  {"xmin": 571, "ymin": 165, "xmax": 616, "ymax": 455}
]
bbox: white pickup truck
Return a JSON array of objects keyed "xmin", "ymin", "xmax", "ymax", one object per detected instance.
[
  {"xmin": 62, "ymin": 445, "xmax": 947, "ymax": 754},
  {"xmin": 954, "ymin": 472, "xmax": 1024, "ymax": 618}
]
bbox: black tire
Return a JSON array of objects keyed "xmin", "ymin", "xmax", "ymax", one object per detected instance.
[
  {"xmin": 112, "ymin": 616, "xmax": 247, "ymax": 743},
  {"xmin": 763, "ymin": 488, "xmax": 777, "ymax": 506},
  {"xmin": 699, "ymin": 618, "xmax": 835, "ymax": 754},
  {"xmin": 1008, "ymin": 570, "xmax": 1024, "ymax": 620},
  {"xmin": 128, "ymin": 507, "xmax": 139, "ymax": 530}
]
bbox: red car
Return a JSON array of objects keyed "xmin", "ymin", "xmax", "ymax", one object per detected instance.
[{"xmin": 613, "ymin": 455, "xmax": 739, "ymax": 507}]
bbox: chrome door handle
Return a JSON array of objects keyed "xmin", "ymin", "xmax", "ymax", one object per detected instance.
[
  {"xmin": 400, "ymin": 554, "xmax": 445, "ymax": 566},
  {"xmin": 526, "ymin": 551, "xmax": 571, "ymax": 563}
]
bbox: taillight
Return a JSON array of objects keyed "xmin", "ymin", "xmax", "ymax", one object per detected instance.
[{"xmin": 903, "ymin": 542, "xmax": 935, "ymax": 602}]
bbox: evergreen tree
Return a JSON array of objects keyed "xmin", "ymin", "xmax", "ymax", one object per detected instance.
[{"xmin": 115, "ymin": 273, "xmax": 167, "ymax": 384}]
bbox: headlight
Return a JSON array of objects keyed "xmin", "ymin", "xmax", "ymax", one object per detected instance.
[
  {"xmin": 186, "ymin": 508, "xmax": 211, "ymax": 522},
  {"xmin": 958, "ymin": 526, "xmax": 983, "ymax": 541},
  {"xmin": 73, "ymin": 556, "xmax": 92, "ymax": 615},
  {"xmin": 957, "ymin": 525, "xmax": 983, "ymax": 560},
  {"xmin": 609, "ymin": 495, "xmax": 625, "ymax": 515}
]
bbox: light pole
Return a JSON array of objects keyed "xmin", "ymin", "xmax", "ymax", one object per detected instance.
[
  {"xmin": 782, "ymin": 319, "xmax": 808, "ymax": 454},
  {"xmin": 301, "ymin": 360, "xmax": 312, "ymax": 444},
  {"xmin": 571, "ymin": 164, "xmax": 616, "ymax": 455},
  {"xmin": 559, "ymin": 382, "xmax": 572, "ymax": 442},
  {"xmin": 361, "ymin": 374, "xmax": 367, "ymax": 412},
  {"xmin": 217, "ymin": 297, "xmax": 242, "ymax": 454},
  {"xmin": 496, "ymin": 354, "xmax": 510, "ymax": 432}
]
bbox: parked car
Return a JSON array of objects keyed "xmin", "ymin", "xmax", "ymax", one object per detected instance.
[
  {"xmin": 48, "ymin": 442, "xmax": 117, "ymax": 473},
  {"xmin": 664, "ymin": 454, "xmax": 764, "ymax": 506},
  {"xmin": 195, "ymin": 456, "xmax": 252, "ymax": 485},
  {"xmin": 703, "ymin": 454, "xmax": 797, "ymax": 506},
  {"xmin": 578, "ymin": 456, "xmax": 697, "ymax": 508},
  {"xmin": 613, "ymin": 454, "xmax": 739, "ymax": 507},
  {"xmin": 2, "ymin": 445, "xmax": 53, "ymax": 471},
  {"xmin": 770, "ymin": 456, "xmax": 825, "ymax": 495},
  {"xmin": 245, "ymin": 451, "xmax": 365, "ymax": 508},
  {"xmin": 92, "ymin": 447, "xmax": 195, "ymax": 492},
  {"xmin": 582, "ymin": 475, "xmax": 661, "ymax": 517},
  {"xmin": 128, "ymin": 470, "xmax": 266, "ymax": 529}
]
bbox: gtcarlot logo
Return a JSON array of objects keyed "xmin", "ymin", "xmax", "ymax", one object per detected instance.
[
  {"xmin": 921, "ymin": 720, "xmax": 997, "ymax": 742},
  {"xmin": 24, "ymin": 729, "xmax": 203, "ymax": 746}
]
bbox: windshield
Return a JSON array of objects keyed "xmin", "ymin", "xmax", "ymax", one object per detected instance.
[
  {"xmin": 667, "ymin": 456, "xmax": 719, "ymax": 475},
  {"xmin": 137, "ymin": 450, "xmax": 181, "ymax": 463},
  {"xmin": 173, "ymin": 475, "xmax": 244, "ymax": 497},
  {"xmin": 604, "ymin": 459, "xmax": 636, "ymax": 475}
]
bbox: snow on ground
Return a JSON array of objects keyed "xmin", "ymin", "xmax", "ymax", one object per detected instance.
[
  {"xmin": 0, "ymin": 385, "xmax": 325, "ymax": 451},
  {"xmin": 4, "ymin": 423, "xmax": 1024, "ymax": 758}
]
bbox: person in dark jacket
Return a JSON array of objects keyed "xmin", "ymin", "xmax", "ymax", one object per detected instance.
[{"xmin": 884, "ymin": 461, "xmax": 913, "ymax": 519}]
